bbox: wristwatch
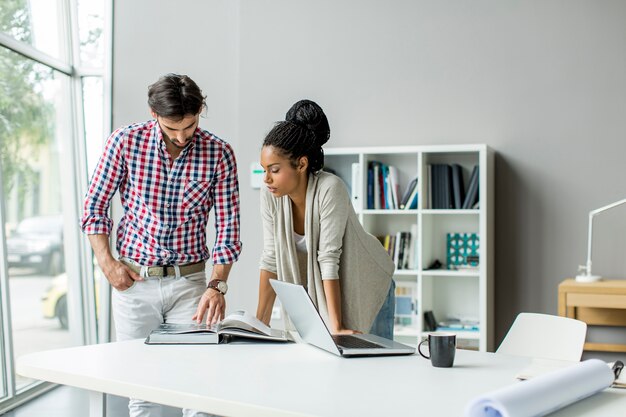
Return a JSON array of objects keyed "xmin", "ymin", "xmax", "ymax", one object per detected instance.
[{"xmin": 207, "ymin": 279, "xmax": 228, "ymax": 295}]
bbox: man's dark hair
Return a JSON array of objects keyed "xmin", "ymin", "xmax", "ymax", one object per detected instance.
[{"xmin": 148, "ymin": 74, "xmax": 206, "ymax": 120}]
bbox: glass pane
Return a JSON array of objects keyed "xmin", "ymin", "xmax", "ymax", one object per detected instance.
[
  {"xmin": 82, "ymin": 77, "xmax": 104, "ymax": 176},
  {"xmin": 0, "ymin": 47, "xmax": 75, "ymax": 391},
  {"xmin": 82, "ymin": 76, "xmax": 104, "ymax": 337},
  {"xmin": 0, "ymin": 0, "xmax": 67, "ymax": 61},
  {"xmin": 77, "ymin": 0, "xmax": 104, "ymax": 68},
  {"xmin": 0, "ymin": 292, "xmax": 5, "ymax": 399}
]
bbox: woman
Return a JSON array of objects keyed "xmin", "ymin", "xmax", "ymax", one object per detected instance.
[{"xmin": 256, "ymin": 99, "xmax": 396, "ymax": 337}]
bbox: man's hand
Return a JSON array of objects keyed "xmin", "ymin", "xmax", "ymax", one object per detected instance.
[
  {"xmin": 193, "ymin": 288, "xmax": 226, "ymax": 325},
  {"xmin": 102, "ymin": 259, "xmax": 143, "ymax": 291},
  {"xmin": 88, "ymin": 234, "xmax": 142, "ymax": 291}
]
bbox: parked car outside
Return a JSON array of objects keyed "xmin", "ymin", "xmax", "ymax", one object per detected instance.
[
  {"xmin": 6, "ymin": 215, "xmax": 65, "ymax": 276},
  {"xmin": 41, "ymin": 273, "xmax": 70, "ymax": 329},
  {"xmin": 42, "ymin": 269, "xmax": 101, "ymax": 329}
]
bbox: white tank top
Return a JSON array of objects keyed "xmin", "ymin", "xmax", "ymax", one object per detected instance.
[{"xmin": 292, "ymin": 230, "xmax": 307, "ymax": 253}]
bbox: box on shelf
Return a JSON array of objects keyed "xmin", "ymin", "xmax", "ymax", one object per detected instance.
[{"xmin": 446, "ymin": 233, "xmax": 479, "ymax": 269}]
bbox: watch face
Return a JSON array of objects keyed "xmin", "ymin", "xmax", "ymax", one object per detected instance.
[{"xmin": 216, "ymin": 280, "xmax": 228, "ymax": 293}]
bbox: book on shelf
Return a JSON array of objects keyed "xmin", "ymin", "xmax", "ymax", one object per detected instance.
[
  {"xmin": 395, "ymin": 288, "xmax": 414, "ymax": 314},
  {"xmin": 462, "ymin": 165, "xmax": 479, "ymax": 209},
  {"xmin": 372, "ymin": 162, "xmax": 380, "ymax": 209},
  {"xmin": 450, "ymin": 164, "xmax": 465, "ymax": 209},
  {"xmin": 394, "ymin": 283, "xmax": 416, "ymax": 326},
  {"xmin": 397, "ymin": 231, "xmax": 410, "ymax": 269},
  {"xmin": 429, "ymin": 164, "xmax": 453, "ymax": 209},
  {"xmin": 366, "ymin": 163, "xmax": 373, "ymax": 209},
  {"xmin": 368, "ymin": 161, "xmax": 384, "ymax": 209},
  {"xmin": 351, "ymin": 162, "xmax": 360, "ymax": 211},
  {"xmin": 377, "ymin": 234, "xmax": 395, "ymax": 258},
  {"xmin": 405, "ymin": 224, "xmax": 418, "ymax": 270},
  {"xmin": 378, "ymin": 230, "xmax": 414, "ymax": 270},
  {"xmin": 403, "ymin": 184, "xmax": 418, "ymax": 210},
  {"xmin": 399, "ymin": 176, "xmax": 418, "ymax": 209},
  {"xmin": 145, "ymin": 310, "xmax": 290, "ymax": 345},
  {"xmin": 437, "ymin": 317, "xmax": 480, "ymax": 332},
  {"xmin": 446, "ymin": 233, "xmax": 479, "ymax": 269},
  {"xmin": 379, "ymin": 163, "xmax": 387, "ymax": 208},
  {"xmin": 426, "ymin": 163, "xmax": 479, "ymax": 210},
  {"xmin": 387, "ymin": 165, "xmax": 400, "ymax": 209},
  {"xmin": 437, "ymin": 324, "xmax": 480, "ymax": 332},
  {"xmin": 441, "ymin": 164, "xmax": 452, "ymax": 209},
  {"xmin": 367, "ymin": 161, "xmax": 403, "ymax": 210},
  {"xmin": 423, "ymin": 310, "xmax": 438, "ymax": 332},
  {"xmin": 426, "ymin": 164, "xmax": 432, "ymax": 209}
]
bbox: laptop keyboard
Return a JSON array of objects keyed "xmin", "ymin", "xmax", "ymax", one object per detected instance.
[{"xmin": 332, "ymin": 335, "xmax": 385, "ymax": 349}]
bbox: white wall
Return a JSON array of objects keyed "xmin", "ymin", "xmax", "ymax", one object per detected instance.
[
  {"xmin": 112, "ymin": 1, "xmax": 239, "ymax": 141},
  {"xmin": 114, "ymin": 0, "xmax": 626, "ymax": 348},
  {"xmin": 111, "ymin": 0, "xmax": 248, "ymax": 305}
]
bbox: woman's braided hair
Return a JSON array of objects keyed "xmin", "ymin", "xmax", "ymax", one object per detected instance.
[{"xmin": 263, "ymin": 100, "xmax": 330, "ymax": 174}]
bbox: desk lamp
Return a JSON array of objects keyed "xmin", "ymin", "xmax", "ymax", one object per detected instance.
[{"xmin": 576, "ymin": 198, "xmax": 626, "ymax": 282}]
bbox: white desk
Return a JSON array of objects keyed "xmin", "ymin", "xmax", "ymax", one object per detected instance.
[{"xmin": 16, "ymin": 340, "xmax": 626, "ymax": 417}]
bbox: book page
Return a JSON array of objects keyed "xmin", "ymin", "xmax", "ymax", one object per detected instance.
[
  {"xmin": 465, "ymin": 359, "xmax": 615, "ymax": 417},
  {"xmin": 218, "ymin": 310, "xmax": 273, "ymax": 336},
  {"xmin": 152, "ymin": 323, "xmax": 217, "ymax": 334}
]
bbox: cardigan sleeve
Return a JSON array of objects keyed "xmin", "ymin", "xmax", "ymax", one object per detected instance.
[
  {"xmin": 259, "ymin": 187, "xmax": 278, "ymax": 274},
  {"xmin": 316, "ymin": 177, "xmax": 350, "ymax": 280}
]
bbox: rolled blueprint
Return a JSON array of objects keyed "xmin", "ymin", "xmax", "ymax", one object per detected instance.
[{"xmin": 464, "ymin": 359, "xmax": 614, "ymax": 417}]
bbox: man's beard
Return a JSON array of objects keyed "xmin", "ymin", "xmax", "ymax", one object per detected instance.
[{"xmin": 163, "ymin": 132, "xmax": 193, "ymax": 149}]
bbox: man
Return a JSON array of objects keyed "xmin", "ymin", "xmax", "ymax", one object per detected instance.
[{"xmin": 81, "ymin": 74, "xmax": 241, "ymax": 417}]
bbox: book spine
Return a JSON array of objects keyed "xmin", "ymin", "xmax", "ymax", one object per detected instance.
[
  {"xmin": 462, "ymin": 165, "xmax": 479, "ymax": 209},
  {"xmin": 351, "ymin": 162, "xmax": 360, "ymax": 211},
  {"xmin": 367, "ymin": 164, "xmax": 374, "ymax": 209}
]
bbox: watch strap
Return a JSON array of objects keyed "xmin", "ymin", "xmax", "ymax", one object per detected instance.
[{"xmin": 207, "ymin": 279, "xmax": 227, "ymax": 295}]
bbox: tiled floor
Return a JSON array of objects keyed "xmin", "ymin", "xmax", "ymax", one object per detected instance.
[{"xmin": 4, "ymin": 386, "xmax": 182, "ymax": 417}]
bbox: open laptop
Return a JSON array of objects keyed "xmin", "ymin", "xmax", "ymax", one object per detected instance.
[{"xmin": 270, "ymin": 280, "xmax": 415, "ymax": 357}]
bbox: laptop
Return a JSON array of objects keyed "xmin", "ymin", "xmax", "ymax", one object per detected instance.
[{"xmin": 270, "ymin": 280, "xmax": 415, "ymax": 357}]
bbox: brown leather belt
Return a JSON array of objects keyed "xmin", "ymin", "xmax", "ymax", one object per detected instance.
[{"xmin": 121, "ymin": 260, "xmax": 205, "ymax": 277}]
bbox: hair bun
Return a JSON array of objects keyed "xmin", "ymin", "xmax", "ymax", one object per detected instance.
[{"xmin": 285, "ymin": 99, "xmax": 330, "ymax": 146}]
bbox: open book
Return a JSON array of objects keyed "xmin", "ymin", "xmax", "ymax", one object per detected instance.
[{"xmin": 145, "ymin": 310, "xmax": 289, "ymax": 345}]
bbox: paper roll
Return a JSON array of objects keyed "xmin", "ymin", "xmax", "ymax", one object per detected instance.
[{"xmin": 464, "ymin": 359, "xmax": 614, "ymax": 417}]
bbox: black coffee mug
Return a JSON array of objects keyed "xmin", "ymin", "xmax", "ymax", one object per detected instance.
[{"xmin": 418, "ymin": 332, "xmax": 456, "ymax": 368}]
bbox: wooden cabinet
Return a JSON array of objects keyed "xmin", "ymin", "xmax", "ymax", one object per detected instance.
[{"xmin": 558, "ymin": 278, "xmax": 626, "ymax": 353}]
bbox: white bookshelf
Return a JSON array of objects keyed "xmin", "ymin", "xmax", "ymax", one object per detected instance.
[{"xmin": 324, "ymin": 145, "xmax": 494, "ymax": 352}]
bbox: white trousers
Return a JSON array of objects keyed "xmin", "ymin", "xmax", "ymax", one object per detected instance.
[{"xmin": 112, "ymin": 266, "xmax": 215, "ymax": 417}]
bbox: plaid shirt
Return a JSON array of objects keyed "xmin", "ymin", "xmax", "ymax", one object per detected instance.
[{"xmin": 81, "ymin": 120, "xmax": 242, "ymax": 266}]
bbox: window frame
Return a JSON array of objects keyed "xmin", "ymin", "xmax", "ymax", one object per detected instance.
[{"xmin": 0, "ymin": 0, "xmax": 111, "ymax": 412}]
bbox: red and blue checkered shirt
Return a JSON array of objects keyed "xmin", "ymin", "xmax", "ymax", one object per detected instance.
[{"xmin": 81, "ymin": 120, "xmax": 242, "ymax": 266}]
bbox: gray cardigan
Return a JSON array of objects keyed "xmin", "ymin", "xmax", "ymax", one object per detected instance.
[{"xmin": 260, "ymin": 171, "xmax": 394, "ymax": 332}]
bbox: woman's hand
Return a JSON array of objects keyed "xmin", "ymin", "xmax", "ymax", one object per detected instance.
[{"xmin": 331, "ymin": 327, "xmax": 363, "ymax": 335}]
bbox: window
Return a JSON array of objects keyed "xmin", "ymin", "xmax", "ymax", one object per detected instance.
[
  {"xmin": 0, "ymin": 0, "xmax": 67, "ymax": 61},
  {"xmin": 0, "ymin": 0, "xmax": 109, "ymax": 411}
]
